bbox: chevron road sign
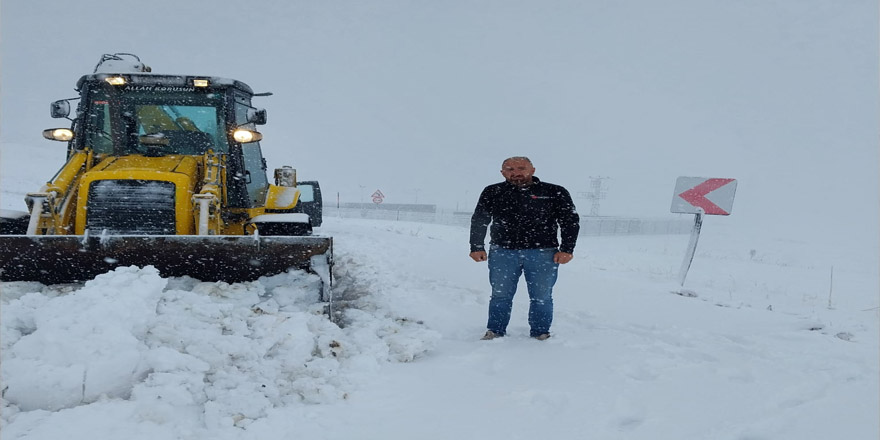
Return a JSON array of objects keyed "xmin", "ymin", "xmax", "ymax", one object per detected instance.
[
  {"xmin": 670, "ymin": 176, "xmax": 737, "ymax": 288},
  {"xmin": 671, "ymin": 177, "xmax": 737, "ymax": 215}
]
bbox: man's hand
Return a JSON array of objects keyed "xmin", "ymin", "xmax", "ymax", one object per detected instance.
[
  {"xmin": 469, "ymin": 251, "xmax": 488, "ymax": 262},
  {"xmin": 554, "ymin": 252, "xmax": 573, "ymax": 264}
]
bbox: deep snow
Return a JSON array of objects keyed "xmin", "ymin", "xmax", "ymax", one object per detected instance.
[{"xmin": 2, "ymin": 213, "xmax": 878, "ymax": 439}]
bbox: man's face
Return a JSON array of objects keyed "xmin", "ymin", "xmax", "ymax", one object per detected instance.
[{"xmin": 501, "ymin": 159, "xmax": 535, "ymax": 187}]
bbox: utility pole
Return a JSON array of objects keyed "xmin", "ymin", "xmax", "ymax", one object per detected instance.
[{"xmin": 577, "ymin": 176, "xmax": 609, "ymax": 216}]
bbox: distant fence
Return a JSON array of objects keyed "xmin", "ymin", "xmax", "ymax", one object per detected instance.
[
  {"xmin": 324, "ymin": 206, "xmax": 692, "ymax": 236},
  {"xmin": 340, "ymin": 202, "xmax": 436, "ymax": 213}
]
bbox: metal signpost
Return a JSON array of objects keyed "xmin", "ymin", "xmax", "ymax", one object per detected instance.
[{"xmin": 671, "ymin": 177, "xmax": 737, "ymax": 287}]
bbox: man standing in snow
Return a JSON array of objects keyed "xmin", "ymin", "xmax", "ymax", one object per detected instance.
[{"xmin": 469, "ymin": 156, "xmax": 580, "ymax": 341}]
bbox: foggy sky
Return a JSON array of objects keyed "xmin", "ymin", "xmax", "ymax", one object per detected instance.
[{"xmin": 1, "ymin": 0, "xmax": 877, "ymax": 245}]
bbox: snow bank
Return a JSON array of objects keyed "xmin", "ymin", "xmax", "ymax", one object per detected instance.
[{"xmin": 1, "ymin": 264, "xmax": 440, "ymax": 431}]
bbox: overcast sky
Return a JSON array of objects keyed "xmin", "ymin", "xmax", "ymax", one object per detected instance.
[{"xmin": 1, "ymin": 0, "xmax": 877, "ymax": 244}]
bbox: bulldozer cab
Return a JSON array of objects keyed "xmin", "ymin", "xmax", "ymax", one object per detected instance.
[
  {"xmin": 70, "ymin": 74, "xmax": 274, "ymax": 210},
  {"xmin": 81, "ymin": 82, "xmax": 228, "ymax": 157}
]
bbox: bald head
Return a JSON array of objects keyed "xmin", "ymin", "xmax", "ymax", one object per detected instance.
[{"xmin": 502, "ymin": 156, "xmax": 533, "ymax": 168}]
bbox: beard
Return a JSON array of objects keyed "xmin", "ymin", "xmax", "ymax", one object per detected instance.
[{"xmin": 506, "ymin": 175, "xmax": 533, "ymax": 187}]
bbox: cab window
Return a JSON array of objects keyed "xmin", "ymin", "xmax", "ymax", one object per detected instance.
[
  {"xmin": 84, "ymin": 97, "xmax": 114, "ymax": 154},
  {"xmin": 135, "ymin": 104, "xmax": 222, "ymax": 155},
  {"xmin": 233, "ymin": 93, "xmax": 268, "ymax": 206}
]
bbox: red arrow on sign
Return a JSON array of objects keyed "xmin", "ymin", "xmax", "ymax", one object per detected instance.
[{"xmin": 678, "ymin": 178, "xmax": 736, "ymax": 215}]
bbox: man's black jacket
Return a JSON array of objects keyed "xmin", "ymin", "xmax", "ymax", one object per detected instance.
[{"xmin": 470, "ymin": 177, "xmax": 580, "ymax": 254}]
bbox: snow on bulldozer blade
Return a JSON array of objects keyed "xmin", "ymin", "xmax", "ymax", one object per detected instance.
[
  {"xmin": 0, "ymin": 210, "xmax": 29, "ymax": 234},
  {"xmin": 0, "ymin": 234, "xmax": 332, "ymax": 286}
]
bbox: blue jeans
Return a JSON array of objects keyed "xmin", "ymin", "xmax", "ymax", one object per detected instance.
[{"xmin": 486, "ymin": 246, "xmax": 559, "ymax": 337}]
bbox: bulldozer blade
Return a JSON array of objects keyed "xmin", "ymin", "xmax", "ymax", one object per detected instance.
[{"xmin": 0, "ymin": 234, "xmax": 332, "ymax": 285}]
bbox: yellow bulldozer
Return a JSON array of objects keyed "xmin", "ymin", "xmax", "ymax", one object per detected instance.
[{"xmin": 0, "ymin": 54, "xmax": 332, "ymax": 297}]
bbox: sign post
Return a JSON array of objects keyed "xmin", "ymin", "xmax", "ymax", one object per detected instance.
[
  {"xmin": 678, "ymin": 208, "xmax": 704, "ymax": 287},
  {"xmin": 671, "ymin": 177, "xmax": 737, "ymax": 287}
]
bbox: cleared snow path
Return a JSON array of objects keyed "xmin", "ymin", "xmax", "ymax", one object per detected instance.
[{"xmin": 283, "ymin": 218, "xmax": 879, "ymax": 440}]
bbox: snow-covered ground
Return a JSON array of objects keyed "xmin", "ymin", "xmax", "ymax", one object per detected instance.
[
  {"xmin": 2, "ymin": 212, "xmax": 878, "ymax": 439},
  {"xmin": 2, "ymin": 1, "xmax": 877, "ymax": 438}
]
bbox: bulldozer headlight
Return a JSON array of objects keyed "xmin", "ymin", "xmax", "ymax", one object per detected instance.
[
  {"xmin": 105, "ymin": 76, "xmax": 127, "ymax": 86},
  {"xmin": 233, "ymin": 129, "xmax": 263, "ymax": 143},
  {"xmin": 42, "ymin": 128, "xmax": 74, "ymax": 141},
  {"xmin": 192, "ymin": 79, "xmax": 210, "ymax": 87}
]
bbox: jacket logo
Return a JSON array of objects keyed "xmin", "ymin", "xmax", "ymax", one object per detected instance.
[{"xmin": 530, "ymin": 195, "xmax": 551, "ymax": 199}]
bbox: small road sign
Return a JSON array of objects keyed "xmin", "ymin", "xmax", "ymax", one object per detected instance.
[
  {"xmin": 670, "ymin": 176, "xmax": 737, "ymax": 288},
  {"xmin": 671, "ymin": 177, "xmax": 737, "ymax": 215},
  {"xmin": 371, "ymin": 189, "xmax": 385, "ymax": 204}
]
